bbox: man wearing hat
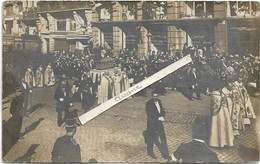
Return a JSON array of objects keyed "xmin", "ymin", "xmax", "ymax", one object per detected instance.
[
  {"xmin": 145, "ymin": 93, "xmax": 169, "ymax": 159},
  {"xmin": 169, "ymin": 116, "xmax": 219, "ymax": 163},
  {"xmin": 51, "ymin": 111, "xmax": 81, "ymax": 162},
  {"xmin": 10, "ymin": 86, "xmax": 24, "ymax": 140}
]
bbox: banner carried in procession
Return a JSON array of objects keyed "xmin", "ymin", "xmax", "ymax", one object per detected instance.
[{"xmin": 78, "ymin": 55, "xmax": 192, "ymax": 125}]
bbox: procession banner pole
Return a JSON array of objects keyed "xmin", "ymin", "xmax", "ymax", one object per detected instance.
[{"xmin": 78, "ymin": 55, "xmax": 192, "ymax": 125}]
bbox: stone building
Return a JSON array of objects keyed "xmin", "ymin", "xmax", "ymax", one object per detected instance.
[
  {"xmin": 3, "ymin": 1, "xmax": 260, "ymax": 56},
  {"xmin": 91, "ymin": 1, "xmax": 260, "ymax": 57},
  {"xmin": 37, "ymin": 1, "xmax": 92, "ymax": 54},
  {"xmin": 3, "ymin": 1, "xmax": 39, "ymax": 52},
  {"xmin": 3, "ymin": 1, "xmax": 23, "ymax": 51}
]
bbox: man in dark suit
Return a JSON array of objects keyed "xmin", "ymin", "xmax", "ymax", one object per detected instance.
[
  {"xmin": 80, "ymin": 81, "xmax": 94, "ymax": 113},
  {"xmin": 187, "ymin": 67, "xmax": 201, "ymax": 100},
  {"xmin": 54, "ymin": 80, "xmax": 71, "ymax": 127},
  {"xmin": 20, "ymin": 78, "xmax": 29, "ymax": 116},
  {"xmin": 169, "ymin": 116, "xmax": 219, "ymax": 163},
  {"xmin": 145, "ymin": 93, "xmax": 169, "ymax": 159},
  {"xmin": 52, "ymin": 112, "xmax": 81, "ymax": 162},
  {"xmin": 10, "ymin": 86, "xmax": 24, "ymax": 140}
]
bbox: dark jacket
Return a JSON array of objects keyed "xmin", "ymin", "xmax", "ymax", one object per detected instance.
[
  {"xmin": 146, "ymin": 98, "xmax": 165, "ymax": 131},
  {"xmin": 10, "ymin": 95, "xmax": 24, "ymax": 118},
  {"xmin": 21, "ymin": 82, "xmax": 29, "ymax": 99},
  {"xmin": 187, "ymin": 70, "xmax": 199, "ymax": 87},
  {"xmin": 54, "ymin": 85, "xmax": 71, "ymax": 111},
  {"xmin": 174, "ymin": 140, "xmax": 219, "ymax": 163},
  {"xmin": 52, "ymin": 135, "xmax": 81, "ymax": 162}
]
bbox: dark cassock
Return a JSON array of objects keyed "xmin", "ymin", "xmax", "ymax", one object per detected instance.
[
  {"xmin": 10, "ymin": 87, "xmax": 24, "ymax": 139},
  {"xmin": 80, "ymin": 82, "xmax": 94, "ymax": 112},
  {"xmin": 52, "ymin": 114, "xmax": 81, "ymax": 162},
  {"xmin": 145, "ymin": 94, "xmax": 169, "ymax": 159},
  {"xmin": 71, "ymin": 79, "xmax": 81, "ymax": 102}
]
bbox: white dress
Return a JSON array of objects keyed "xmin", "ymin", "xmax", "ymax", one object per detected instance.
[
  {"xmin": 36, "ymin": 66, "xmax": 44, "ymax": 87},
  {"xmin": 44, "ymin": 65, "xmax": 55, "ymax": 86},
  {"xmin": 97, "ymin": 74, "xmax": 109, "ymax": 104},
  {"xmin": 113, "ymin": 73, "xmax": 122, "ymax": 96},
  {"xmin": 209, "ymin": 88, "xmax": 234, "ymax": 147},
  {"xmin": 121, "ymin": 72, "xmax": 130, "ymax": 92},
  {"xmin": 25, "ymin": 68, "xmax": 35, "ymax": 88}
]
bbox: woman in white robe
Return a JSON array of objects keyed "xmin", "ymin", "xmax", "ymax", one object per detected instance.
[
  {"xmin": 209, "ymin": 82, "xmax": 234, "ymax": 148},
  {"xmin": 44, "ymin": 63, "xmax": 55, "ymax": 86},
  {"xmin": 97, "ymin": 72, "xmax": 110, "ymax": 104},
  {"xmin": 36, "ymin": 65, "xmax": 44, "ymax": 87}
]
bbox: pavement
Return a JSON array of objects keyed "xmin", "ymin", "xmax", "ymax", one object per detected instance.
[{"xmin": 2, "ymin": 83, "xmax": 260, "ymax": 163}]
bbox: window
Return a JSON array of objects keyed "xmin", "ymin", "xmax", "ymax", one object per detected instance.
[
  {"xmin": 6, "ymin": 5, "xmax": 14, "ymax": 16},
  {"xmin": 186, "ymin": 2, "xmax": 194, "ymax": 17},
  {"xmin": 195, "ymin": 2, "xmax": 204, "ymax": 17},
  {"xmin": 206, "ymin": 2, "xmax": 214, "ymax": 17},
  {"xmin": 143, "ymin": 2, "xmax": 166, "ymax": 20},
  {"xmin": 238, "ymin": 2, "xmax": 250, "ymax": 16},
  {"xmin": 56, "ymin": 19, "xmax": 66, "ymax": 31},
  {"xmin": 252, "ymin": 2, "xmax": 260, "ymax": 16},
  {"xmin": 6, "ymin": 21, "xmax": 13, "ymax": 35}
]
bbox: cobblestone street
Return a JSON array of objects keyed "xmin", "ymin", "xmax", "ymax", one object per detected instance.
[{"xmin": 2, "ymin": 84, "xmax": 260, "ymax": 163}]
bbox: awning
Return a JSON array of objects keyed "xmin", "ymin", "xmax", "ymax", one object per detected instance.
[{"xmin": 66, "ymin": 34, "xmax": 91, "ymax": 40}]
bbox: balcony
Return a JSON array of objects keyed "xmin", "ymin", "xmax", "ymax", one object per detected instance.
[{"xmin": 19, "ymin": 8, "xmax": 38, "ymax": 20}]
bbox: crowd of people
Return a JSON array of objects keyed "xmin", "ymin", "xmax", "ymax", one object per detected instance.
[
  {"xmin": 4, "ymin": 40, "xmax": 259, "ymax": 162},
  {"xmin": 47, "ymin": 43, "xmax": 260, "ymax": 116}
]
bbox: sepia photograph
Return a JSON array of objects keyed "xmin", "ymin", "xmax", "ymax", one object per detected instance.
[{"xmin": 2, "ymin": 1, "xmax": 260, "ymax": 163}]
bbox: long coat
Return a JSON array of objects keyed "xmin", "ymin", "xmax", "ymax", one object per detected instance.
[
  {"xmin": 10, "ymin": 95, "xmax": 24, "ymax": 138},
  {"xmin": 209, "ymin": 88, "xmax": 234, "ymax": 147},
  {"xmin": 52, "ymin": 135, "xmax": 81, "ymax": 162},
  {"xmin": 21, "ymin": 82, "xmax": 29, "ymax": 100}
]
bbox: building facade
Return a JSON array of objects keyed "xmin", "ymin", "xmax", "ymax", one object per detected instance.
[
  {"xmin": 3, "ymin": 1, "xmax": 39, "ymax": 52},
  {"xmin": 3, "ymin": 1, "xmax": 260, "ymax": 56},
  {"xmin": 3, "ymin": 1, "xmax": 23, "ymax": 51},
  {"xmin": 91, "ymin": 1, "xmax": 260, "ymax": 57},
  {"xmin": 37, "ymin": 1, "xmax": 92, "ymax": 54}
]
